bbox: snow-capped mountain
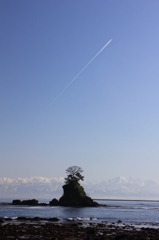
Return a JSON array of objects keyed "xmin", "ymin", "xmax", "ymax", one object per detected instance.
[
  {"xmin": 82, "ymin": 177, "xmax": 159, "ymax": 200},
  {"xmin": 0, "ymin": 176, "xmax": 159, "ymax": 200},
  {"xmin": 0, "ymin": 177, "xmax": 64, "ymax": 200}
]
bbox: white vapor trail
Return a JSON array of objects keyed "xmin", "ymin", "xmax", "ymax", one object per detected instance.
[{"xmin": 49, "ymin": 39, "xmax": 112, "ymax": 105}]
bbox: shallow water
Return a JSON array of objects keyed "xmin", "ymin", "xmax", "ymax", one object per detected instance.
[{"xmin": 1, "ymin": 200, "xmax": 159, "ymax": 225}]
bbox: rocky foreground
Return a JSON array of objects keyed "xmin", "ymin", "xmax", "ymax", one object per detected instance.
[{"xmin": 1, "ymin": 217, "xmax": 159, "ymax": 239}]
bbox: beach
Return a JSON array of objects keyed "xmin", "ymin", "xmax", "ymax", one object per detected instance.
[{"xmin": 1, "ymin": 217, "xmax": 159, "ymax": 240}]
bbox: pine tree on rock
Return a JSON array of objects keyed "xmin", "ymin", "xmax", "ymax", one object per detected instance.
[
  {"xmin": 59, "ymin": 166, "xmax": 99, "ymax": 207},
  {"xmin": 65, "ymin": 166, "xmax": 84, "ymax": 184}
]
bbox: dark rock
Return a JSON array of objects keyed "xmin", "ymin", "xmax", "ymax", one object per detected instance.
[
  {"xmin": 21, "ymin": 199, "xmax": 38, "ymax": 206},
  {"xmin": 59, "ymin": 181, "xmax": 99, "ymax": 207},
  {"xmin": 12, "ymin": 199, "xmax": 22, "ymax": 205},
  {"xmin": 49, "ymin": 198, "xmax": 59, "ymax": 206},
  {"xmin": 117, "ymin": 220, "xmax": 122, "ymax": 223},
  {"xmin": 38, "ymin": 203, "xmax": 48, "ymax": 206},
  {"xmin": 17, "ymin": 217, "xmax": 28, "ymax": 220},
  {"xmin": 4, "ymin": 217, "xmax": 12, "ymax": 221},
  {"xmin": 87, "ymin": 228, "xmax": 96, "ymax": 234},
  {"xmin": 48, "ymin": 217, "xmax": 59, "ymax": 222},
  {"xmin": 33, "ymin": 217, "xmax": 41, "ymax": 221},
  {"xmin": 114, "ymin": 233, "xmax": 128, "ymax": 240},
  {"xmin": 0, "ymin": 218, "xmax": 4, "ymax": 223},
  {"xmin": 84, "ymin": 237, "xmax": 91, "ymax": 240}
]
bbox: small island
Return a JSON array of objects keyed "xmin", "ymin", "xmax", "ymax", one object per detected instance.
[{"xmin": 50, "ymin": 166, "xmax": 99, "ymax": 207}]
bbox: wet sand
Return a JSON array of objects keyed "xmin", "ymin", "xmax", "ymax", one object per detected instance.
[{"xmin": 1, "ymin": 217, "xmax": 159, "ymax": 239}]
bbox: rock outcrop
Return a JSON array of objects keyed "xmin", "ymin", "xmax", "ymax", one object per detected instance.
[
  {"xmin": 11, "ymin": 199, "xmax": 22, "ymax": 205},
  {"xmin": 12, "ymin": 199, "xmax": 38, "ymax": 206},
  {"xmin": 49, "ymin": 198, "xmax": 59, "ymax": 206},
  {"xmin": 58, "ymin": 181, "xmax": 98, "ymax": 207}
]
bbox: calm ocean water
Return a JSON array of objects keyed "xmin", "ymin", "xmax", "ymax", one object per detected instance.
[{"xmin": 1, "ymin": 200, "xmax": 159, "ymax": 225}]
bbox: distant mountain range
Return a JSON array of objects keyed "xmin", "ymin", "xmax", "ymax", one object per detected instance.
[{"xmin": 0, "ymin": 176, "xmax": 159, "ymax": 201}]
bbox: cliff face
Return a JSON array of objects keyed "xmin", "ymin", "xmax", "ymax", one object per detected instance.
[{"xmin": 59, "ymin": 181, "xmax": 98, "ymax": 207}]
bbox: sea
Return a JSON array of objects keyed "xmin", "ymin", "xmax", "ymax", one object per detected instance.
[{"xmin": 1, "ymin": 199, "xmax": 159, "ymax": 227}]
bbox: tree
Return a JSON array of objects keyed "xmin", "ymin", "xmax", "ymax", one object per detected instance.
[{"xmin": 65, "ymin": 166, "xmax": 84, "ymax": 184}]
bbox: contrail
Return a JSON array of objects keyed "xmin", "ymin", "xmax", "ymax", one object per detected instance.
[{"xmin": 49, "ymin": 39, "xmax": 112, "ymax": 105}]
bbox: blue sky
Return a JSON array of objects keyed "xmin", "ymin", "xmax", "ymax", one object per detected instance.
[{"xmin": 1, "ymin": 1, "xmax": 159, "ymax": 181}]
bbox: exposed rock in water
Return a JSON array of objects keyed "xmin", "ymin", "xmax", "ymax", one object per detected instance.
[
  {"xmin": 49, "ymin": 198, "xmax": 59, "ymax": 206},
  {"xmin": 12, "ymin": 199, "xmax": 38, "ymax": 206},
  {"xmin": 11, "ymin": 199, "xmax": 22, "ymax": 205},
  {"xmin": 59, "ymin": 181, "xmax": 99, "ymax": 207},
  {"xmin": 21, "ymin": 199, "xmax": 38, "ymax": 205}
]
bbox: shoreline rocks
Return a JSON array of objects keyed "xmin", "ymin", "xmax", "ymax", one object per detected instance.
[
  {"xmin": 0, "ymin": 218, "xmax": 159, "ymax": 240},
  {"xmin": 12, "ymin": 199, "xmax": 39, "ymax": 206},
  {"xmin": 11, "ymin": 199, "xmax": 49, "ymax": 206},
  {"xmin": 10, "ymin": 197, "xmax": 103, "ymax": 207}
]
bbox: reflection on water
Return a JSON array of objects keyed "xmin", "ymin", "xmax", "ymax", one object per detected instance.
[{"xmin": 61, "ymin": 206, "xmax": 85, "ymax": 217}]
